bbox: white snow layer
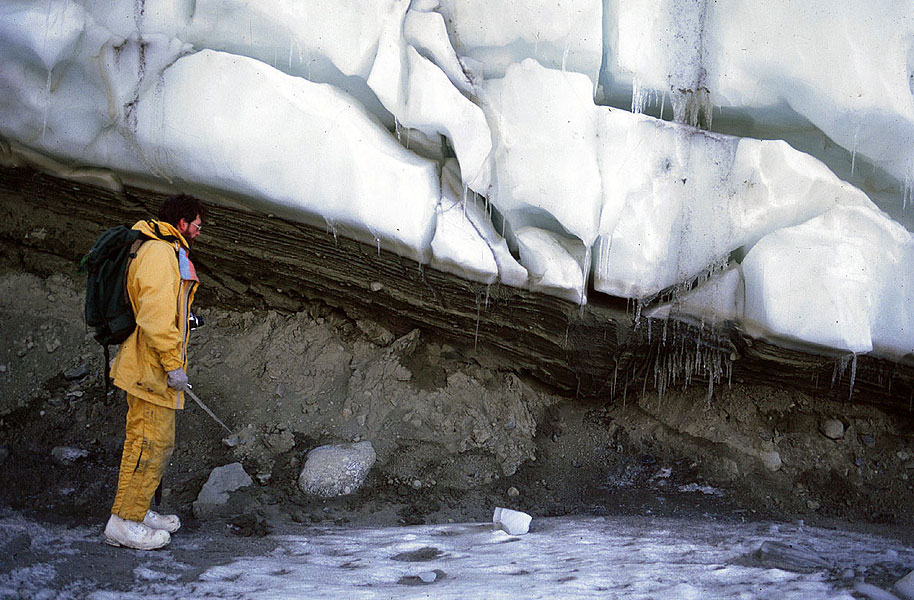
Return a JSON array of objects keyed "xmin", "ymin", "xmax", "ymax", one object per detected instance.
[{"xmin": 0, "ymin": 0, "xmax": 913, "ymax": 360}]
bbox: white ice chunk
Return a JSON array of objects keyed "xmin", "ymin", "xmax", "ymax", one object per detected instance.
[
  {"xmin": 593, "ymin": 109, "xmax": 872, "ymax": 299},
  {"xmin": 368, "ymin": 11, "xmax": 493, "ymax": 192},
  {"xmin": 80, "ymin": 0, "xmax": 193, "ymax": 38},
  {"xmin": 438, "ymin": 0, "xmax": 602, "ymax": 85},
  {"xmin": 431, "ymin": 185, "xmax": 499, "ymax": 285},
  {"xmin": 492, "ymin": 507, "xmax": 532, "ymax": 535},
  {"xmin": 742, "ymin": 205, "xmax": 914, "ymax": 357},
  {"xmin": 404, "ymin": 9, "xmax": 474, "ymax": 96},
  {"xmin": 515, "ymin": 227, "xmax": 587, "ymax": 304},
  {"xmin": 134, "ymin": 49, "xmax": 440, "ymax": 263},
  {"xmin": 0, "ymin": 0, "xmax": 85, "ymax": 69},
  {"xmin": 483, "ymin": 59, "xmax": 602, "ymax": 247},
  {"xmin": 432, "ymin": 161, "xmax": 527, "ymax": 285},
  {"xmin": 645, "ymin": 267, "xmax": 745, "ymax": 327},
  {"xmin": 605, "ymin": 0, "xmax": 914, "ymax": 201},
  {"xmin": 895, "ymin": 570, "xmax": 914, "ymax": 600},
  {"xmin": 185, "ymin": 0, "xmax": 395, "ymax": 79}
]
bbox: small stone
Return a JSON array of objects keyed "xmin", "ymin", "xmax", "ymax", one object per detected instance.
[
  {"xmin": 370, "ymin": 282, "xmax": 383, "ymax": 292},
  {"xmin": 761, "ymin": 450, "xmax": 782, "ymax": 472},
  {"xmin": 821, "ymin": 419, "xmax": 844, "ymax": 440},
  {"xmin": 45, "ymin": 339, "xmax": 61, "ymax": 353},
  {"xmin": 356, "ymin": 414, "xmax": 367, "ymax": 427},
  {"xmin": 0, "ymin": 364, "xmax": 7, "ymax": 373},
  {"xmin": 63, "ymin": 364, "xmax": 90, "ymax": 381},
  {"xmin": 897, "ymin": 450, "xmax": 912, "ymax": 461},
  {"xmin": 411, "ymin": 479, "xmax": 423, "ymax": 489},
  {"xmin": 51, "ymin": 446, "xmax": 89, "ymax": 463},
  {"xmin": 507, "ymin": 486, "xmax": 520, "ymax": 497},
  {"xmin": 860, "ymin": 434, "xmax": 876, "ymax": 448},
  {"xmin": 222, "ymin": 425, "xmax": 254, "ymax": 448},
  {"xmin": 806, "ymin": 500, "xmax": 820, "ymax": 511}
]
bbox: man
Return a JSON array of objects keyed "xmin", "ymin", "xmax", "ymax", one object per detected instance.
[{"xmin": 103, "ymin": 194, "xmax": 205, "ymax": 550}]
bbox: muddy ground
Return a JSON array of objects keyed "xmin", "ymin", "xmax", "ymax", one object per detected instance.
[{"xmin": 1, "ymin": 269, "xmax": 913, "ymax": 547}]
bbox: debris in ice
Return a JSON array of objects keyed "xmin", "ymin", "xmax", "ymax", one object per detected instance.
[{"xmin": 492, "ymin": 507, "xmax": 532, "ymax": 535}]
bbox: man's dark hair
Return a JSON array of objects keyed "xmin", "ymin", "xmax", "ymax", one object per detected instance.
[{"xmin": 158, "ymin": 193, "xmax": 207, "ymax": 227}]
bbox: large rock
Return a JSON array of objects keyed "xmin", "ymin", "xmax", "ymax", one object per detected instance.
[
  {"xmin": 193, "ymin": 462, "xmax": 254, "ymax": 518},
  {"xmin": 297, "ymin": 441, "xmax": 376, "ymax": 498}
]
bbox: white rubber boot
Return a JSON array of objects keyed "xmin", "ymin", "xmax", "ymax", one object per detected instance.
[
  {"xmin": 104, "ymin": 514, "xmax": 170, "ymax": 550},
  {"xmin": 143, "ymin": 510, "xmax": 181, "ymax": 533}
]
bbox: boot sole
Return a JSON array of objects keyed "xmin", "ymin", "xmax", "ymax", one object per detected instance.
[{"xmin": 104, "ymin": 534, "xmax": 170, "ymax": 550}]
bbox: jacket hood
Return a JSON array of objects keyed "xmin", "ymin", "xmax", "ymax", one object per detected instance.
[{"xmin": 132, "ymin": 219, "xmax": 189, "ymax": 249}]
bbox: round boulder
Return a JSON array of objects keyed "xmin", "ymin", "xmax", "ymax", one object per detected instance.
[
  {"xmin": 297, "ymin": 441, "xmax": 376, "ymax": 498},
  {"xmin": 821, "ymin": 419, "xmax": 845, "ymax": 440}
]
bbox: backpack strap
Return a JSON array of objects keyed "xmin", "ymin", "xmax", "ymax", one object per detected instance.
[{"xmin": 147, "ymin": 220, "xmax": 180, "ymax": 245}]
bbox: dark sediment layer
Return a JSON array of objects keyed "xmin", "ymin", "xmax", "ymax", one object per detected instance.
[{"xmin": 1, "ymin": 164, "xmax": 911, "ymax": 413}]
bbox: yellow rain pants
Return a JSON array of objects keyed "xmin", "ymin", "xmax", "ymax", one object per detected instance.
[{"xmin": 110, "ymin": 394, "xmax": 175, "ymax": 522}]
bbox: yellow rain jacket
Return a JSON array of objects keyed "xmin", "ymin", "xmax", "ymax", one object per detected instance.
[{"xmin": 111, "ymin": 219, "xmax": 198, "ymax": 410}]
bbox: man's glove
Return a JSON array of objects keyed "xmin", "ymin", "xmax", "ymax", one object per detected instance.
[{"xmin": 166, "ymin": 368, "xmax": 190, "ymax": 391}]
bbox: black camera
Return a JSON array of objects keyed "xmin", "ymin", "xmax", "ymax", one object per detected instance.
[{"xmin": 188, "ymin": 313, "xmax": 205, "ymax": 330}]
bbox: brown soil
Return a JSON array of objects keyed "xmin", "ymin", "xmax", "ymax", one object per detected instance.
[{"xmin": 1, "ymin": 269, "xmax": 913, "ymax": 544}]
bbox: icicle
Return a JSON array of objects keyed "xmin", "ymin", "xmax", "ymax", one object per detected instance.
[
  {"xmin": 394, "ymin": 117, "xmax": 401, "ymax": 142},
  {"xmin": 904, "ymin": 167, "xmax": 914, "ymax": 210},
  {"xmin": 41, "ymin": 68, "xmax": 52, "ymax": 140},
  {"xmin": 631, "ymin": 77, "xmax": 643, "ymax": 114},
  {"xmin": 288, "ymin": 35, "xmax": 293, "ymax": 69},
  {"xmin": 376, "ymin": 236, "xmax": 381, "ymax": 257},
  {"xmin": 484, "ymin": 283, "xmax": 491, "ymax": 309},
  {"xmin": 612, "ymin": 360, "xmax": 618, "ymax": 397},
  {"xmin": 473, "ymin": 293, "xmax": 481, "ymax": 350},
  {"xmin": 850, "ymin": 124, "xmax": 859, "ymax": 177},
  {"xmin": 579, "ymin": 247, "xmax": 591, "ymax": 306},
  {"xmin": 848, "ymin": 353, "xmax": 857, "ymax": 401}
]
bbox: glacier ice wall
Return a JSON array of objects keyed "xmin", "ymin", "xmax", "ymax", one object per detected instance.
[{"xmin": 0, "ymin": 0, "xmax": 912, "ymax": 360}]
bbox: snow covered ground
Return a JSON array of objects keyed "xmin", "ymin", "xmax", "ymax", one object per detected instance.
[
  {"xmin": 0, "ymin": 0, "xmax": 912, "ymax": 359},
  {"xmin": 1, "ymin": 512, "xmax": 912, "ymax": 599}
]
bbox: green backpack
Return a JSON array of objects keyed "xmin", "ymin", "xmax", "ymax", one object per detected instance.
[
  {"xmin": 81, "ymin": 225, "xmax": 150, "ymax": 347},
  {"xmin": 80, "ymin": 226, "xmax": 150, "ymax": 392}
]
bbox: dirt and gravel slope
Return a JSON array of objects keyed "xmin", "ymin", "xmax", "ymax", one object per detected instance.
[{"xmin": 1, "ymin": 269, "xmax": 912, "ymax": 545}]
